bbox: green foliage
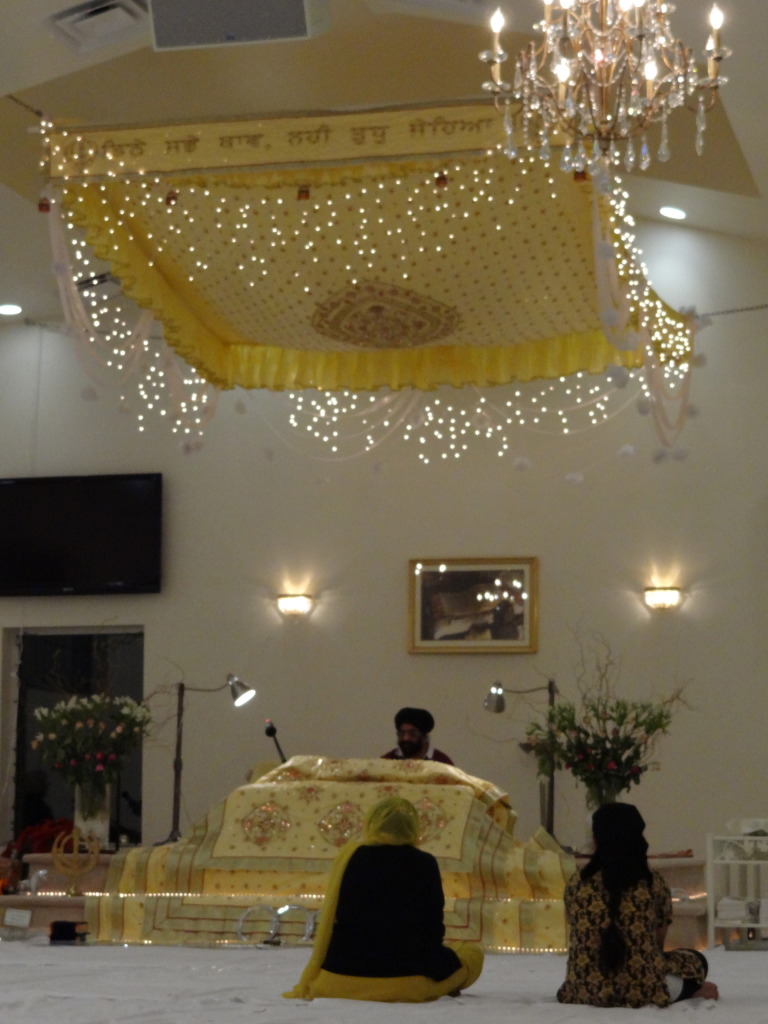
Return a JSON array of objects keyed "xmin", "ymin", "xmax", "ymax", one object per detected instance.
[
  {"xmin": 524, "ymin": 635, "xmax": 684, "ymax": 802},
  {"xmin": 31, "ymin": 694, "xmax": 152, "ymax": 796}
]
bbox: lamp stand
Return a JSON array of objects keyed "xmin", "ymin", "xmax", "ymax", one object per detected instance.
[
  {"xmin": 544, "ymin": 678, "xmax": 556, "ymax": 837},
  {"xmin": 157, "ymin": 675, "xmax": 256, "ymax": 844},
  {"xmin": 515, "ymin": 678, "xmax": 558, "ymax": 837},
  {"xmin": 159, "ymin": 681, "xmax": 185, "ymax": 844}
]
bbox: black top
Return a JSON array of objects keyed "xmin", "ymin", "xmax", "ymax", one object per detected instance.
[{"xmin": 322, "ymin": 844, "xmax": 461, "ymax": 980}]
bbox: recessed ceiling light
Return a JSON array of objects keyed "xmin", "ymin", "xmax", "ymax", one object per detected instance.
[
  {"xmin": 0, "ymin": 303, "xmax": 22, "ymax": 316},
  {"xmin": 659, "ymin": 206, "xmax": 686, "ymax": 221}
]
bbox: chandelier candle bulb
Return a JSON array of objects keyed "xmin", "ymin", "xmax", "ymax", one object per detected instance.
[
  {"xmin": 644, "ymin": 59, "xmax": 657, "ymax": 100},
  {"xmin": 709, "ymin": 4, "xmax": 723, "ymax": 50},
  {"xmin": 491, "ymin": 7, "xmax": 504, "ymax": 47}
]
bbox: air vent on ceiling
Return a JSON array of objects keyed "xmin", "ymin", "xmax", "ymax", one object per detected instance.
[
  {"xmin": 50, "ymin": 0, "xmax": 149, "ymax": 52},
  {"xmin": 148, "ymin": 0, "xmax": 330, "ymax": 50}
]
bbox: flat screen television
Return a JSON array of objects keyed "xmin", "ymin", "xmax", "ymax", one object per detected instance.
[{"xmin": 0, "ymin": 473, "xmax": 163, "ymax": 596}]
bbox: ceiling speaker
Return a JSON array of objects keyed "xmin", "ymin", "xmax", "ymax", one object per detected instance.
[{"xmin": 149, "ymin": 0, "xmax": 330, "ymax": 50}]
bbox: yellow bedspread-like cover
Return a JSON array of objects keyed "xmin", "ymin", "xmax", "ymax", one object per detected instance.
[{"xmin": 86, "ymin": 756, "xmax": 575, "ymax": 951}]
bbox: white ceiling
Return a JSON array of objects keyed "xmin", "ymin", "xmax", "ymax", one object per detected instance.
[{"xmin": 0, "ymin": 0, "xmax": 764, "ymax": 327}]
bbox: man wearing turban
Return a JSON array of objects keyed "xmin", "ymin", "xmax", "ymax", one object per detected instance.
[{"xmin": 381, "ymin": 707, "xmax": 454, "ymax": 765}]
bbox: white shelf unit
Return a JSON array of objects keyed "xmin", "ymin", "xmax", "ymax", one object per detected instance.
[{"xmin": 706, "ymin": 834, "xmax": 768, "ymax": 949}]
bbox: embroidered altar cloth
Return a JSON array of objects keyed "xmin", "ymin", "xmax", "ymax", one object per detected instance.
[{"xmin": 86, "ymin": 756, "xmax": 575, "ymax": 951}]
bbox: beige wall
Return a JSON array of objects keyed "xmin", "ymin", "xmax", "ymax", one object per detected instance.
[{"xmin": 1, "ymin": 217, "xmax": 766, "ymax": 857}]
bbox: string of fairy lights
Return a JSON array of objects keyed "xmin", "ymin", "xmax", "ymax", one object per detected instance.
[
  {"xmin": 55, "ymin": 222, "xmax": 219, "ymax": 439},
  {"xmin": 42, "ymin": 114, "xmax": 695, "ymax": 460},
  {"xmin": 272, "ymin": 167, "xmax": 695, "ymax": 462},
  {"xmin": 281, "ymin": 374, "xmax": 644, "ymax": 464}
]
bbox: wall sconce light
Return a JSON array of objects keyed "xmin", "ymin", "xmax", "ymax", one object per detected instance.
[
  {"xmin": 643, "ymin": 587, "xmax": 683, "ymax": 610},
  {"xmin": 277, "ymin": 594, "xmax": 314, "ymax": 616}
]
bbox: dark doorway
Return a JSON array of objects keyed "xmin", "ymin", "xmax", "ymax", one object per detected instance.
[{"xmin": 14, "ymin": 630, "xmax": 144, "ymax": 845}]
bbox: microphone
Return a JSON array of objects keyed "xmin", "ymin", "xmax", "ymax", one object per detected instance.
[{"xmin": 265, "ymin": 719, "xmax": 287, "ymax": 763}]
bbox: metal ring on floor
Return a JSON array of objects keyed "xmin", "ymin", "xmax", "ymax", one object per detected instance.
[{"xmin": 236, "ymin": 903, "xmax": 318, "ymax": 946}]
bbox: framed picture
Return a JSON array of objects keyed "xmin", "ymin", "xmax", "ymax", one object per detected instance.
[{"xmin": 408, "ymin": 557, "xmax": 538, "ymax": 654}]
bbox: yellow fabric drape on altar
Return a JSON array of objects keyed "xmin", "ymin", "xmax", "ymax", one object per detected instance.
[{"xmin": 86, "ymin": 756, "xmax": 575, "ymax": 951}]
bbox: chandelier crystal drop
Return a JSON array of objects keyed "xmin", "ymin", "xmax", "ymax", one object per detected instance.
[{"xmin": 480, "ymin": 1, "xmax": 730, "ymax": 172}]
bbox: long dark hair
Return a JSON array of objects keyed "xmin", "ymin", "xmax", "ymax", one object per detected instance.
[{"xmin": 580, "ymin": 802, "xmax": 652, "ymax": 975}]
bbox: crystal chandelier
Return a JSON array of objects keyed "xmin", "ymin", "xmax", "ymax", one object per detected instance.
[{"xmin": 480, "ymin": 1, "xmax": 730, "ymax": 175}]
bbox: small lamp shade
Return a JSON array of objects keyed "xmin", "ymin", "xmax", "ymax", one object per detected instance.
[
  {"xmin": 228, "ymin": 673, "xmax": 256, "ymax": 706},
  {"xmin": 643, "ymin": 587, "xmax": 682, "ymax": 610},
  {"xmin": 484, "ymin": 683, "xmax": 506, "ymax": 713}
]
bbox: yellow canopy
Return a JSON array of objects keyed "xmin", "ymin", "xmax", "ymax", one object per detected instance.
[{"xmin": 47, "ymin": 104, "xmax": 690, "ymax": 393}]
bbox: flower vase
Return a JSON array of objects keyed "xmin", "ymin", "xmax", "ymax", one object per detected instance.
[
  {"xmin": 584, "ymin": 777, "xmax": 625, "ymax": 810},
  {"xmin": 74, "ymin": 783, "xmax": 111, "ymax": 850}
]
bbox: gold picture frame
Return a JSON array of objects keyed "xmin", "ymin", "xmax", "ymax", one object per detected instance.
[{"xmin": 408, "ymin": 557, "xmax": 538, "ymax": 654}]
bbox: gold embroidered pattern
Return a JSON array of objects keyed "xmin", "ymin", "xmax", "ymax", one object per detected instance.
[
  {"xmin": 241, "ymin": 802, "xmax": 291, "ymax": 847},
  {"xmin": 312, "ymin": 281, "xmax": 461, "ymax": 349},
  {"xmin": 317, "ymin": 801, "xmax": 364, "ymax": 847},
  {"xmin": 413, "ymin": 796, "xmax": 449, "ymax": 844}
]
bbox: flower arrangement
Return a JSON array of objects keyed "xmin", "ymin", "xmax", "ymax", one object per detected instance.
[
  {"xmin": 524, "ymin": 635, "xmax": 684, "ymax": 806},
  {"xmin": 31, "ymin": 694, "xmax": 152, "ymax": 817}
]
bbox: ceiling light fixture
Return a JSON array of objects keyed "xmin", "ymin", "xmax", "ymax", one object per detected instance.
[
  {"xmin": 480, "ymin": 3, "xmax": 730, "ymax": 176},
  {"xmin": 659, "ymin": 205, "xmax": 687, "ymax": 221},
  {"xmin": 0, "ymin": 303, "xmax": 22, "ymax": 316}
]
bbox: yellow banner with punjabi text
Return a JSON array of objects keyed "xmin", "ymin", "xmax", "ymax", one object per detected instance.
[{"xmin": 47, "ymin": 104, "xmax": 506, "ymax": 181}]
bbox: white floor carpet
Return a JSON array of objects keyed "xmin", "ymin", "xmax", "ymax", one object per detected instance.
[{"xmin": 0, "ymin": 939, "xmax": 764, "ymax": 1023}]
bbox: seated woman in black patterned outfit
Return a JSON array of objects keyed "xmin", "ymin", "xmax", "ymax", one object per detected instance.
[{"xmin": 558, "ymin": 802, "xmax": 718, "ymax": 1008}]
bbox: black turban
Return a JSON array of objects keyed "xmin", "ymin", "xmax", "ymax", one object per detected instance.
[{"xmin": 394, "ymin": 707, "xmax": 435, "ymax": 734}]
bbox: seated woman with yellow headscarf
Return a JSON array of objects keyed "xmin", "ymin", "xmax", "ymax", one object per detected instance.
[{"xmin": 283, "ymin": 795, "xmax": 484, "ymax": 1002}]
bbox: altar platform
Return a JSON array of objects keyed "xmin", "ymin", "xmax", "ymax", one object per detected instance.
[
  {"xmin": 1, "ymin": 760, "xmax": 707, "ymax": 950},
  {"xmin": 83, "ymin": 756, "xmax": 576, "ymax": 951}
]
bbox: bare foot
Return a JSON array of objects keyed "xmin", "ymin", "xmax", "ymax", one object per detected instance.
[{"xmin": 694, "ymin": 981, "xmax": 719, "ymax": 1000}]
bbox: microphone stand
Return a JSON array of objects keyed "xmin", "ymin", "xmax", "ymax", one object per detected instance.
[{"xmin": 265, "ymin": 720, "xmax": 287, "ymax": 763}]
